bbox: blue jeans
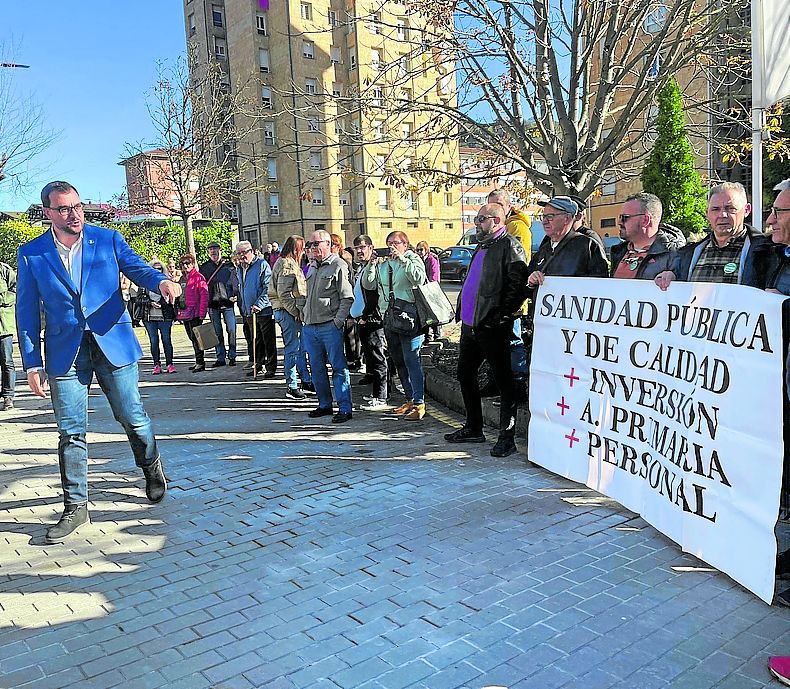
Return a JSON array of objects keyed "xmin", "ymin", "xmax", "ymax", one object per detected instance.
[
  {"xmin": 0, "ymin": 334, "xmax": 15, "ymax": 398},
  {"xmin": 274, "ymin": 309, "xmax": 311, "ymax": 389},
  {"xmin": 385, "ymin": 328, "xmax": 425, "ymax": 404},
  {"xmin": 49, "ymin": 333, "xmax": 159, "ymax": 506},
  {"xmin": 143, "ymin": 320, "xmax": 174, "ymax": 366},
  {"xmin": 303, "ymin": 321, "xmax": 351, "ymax": 413},
  {"xmin": 210, "ymin": 307, "xmax": 237, "ymax": 362}
]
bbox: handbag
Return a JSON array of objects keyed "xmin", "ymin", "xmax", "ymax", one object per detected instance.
[
  {"xmin": 383, "ymin": 264, "xmax": 420, "ymax": 336},
  {"xmin": 131, "ymin": 292, "xmax": 149, "ymax": 322},
  {"xmin": 206, "ymin": 261, "xmax": 232, "ymax": 308},
  {"xmin": 193, "ymin": 322, "xmax": 220, "ymax": 350},
  {"xmin": 414, "ymin": 280, "xmax": 454, "ymax": 327}
]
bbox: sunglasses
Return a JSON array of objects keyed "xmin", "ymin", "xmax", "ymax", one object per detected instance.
[{"xmin": 306, "ymin": 240, "xmax": 326, "ymax": 248}]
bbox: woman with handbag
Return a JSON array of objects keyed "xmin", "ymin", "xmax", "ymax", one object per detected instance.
[
  {"xmin": 416, "ymin": 241, "xmax": 441, "ymax": 342},
  {"xmin": 143, "ymin": 259, "xmax": 177, "ymax": 374},
  {"xmin": 177, "ymin": 254, "xmax": 209, "ymax": 373},
  {"xmin": 362, "ymin": 231, "xmax": 427, "ymax": 420},
  {"xmin": 270, "ymin": 235, "xmax": 314, "ymax": 399}
]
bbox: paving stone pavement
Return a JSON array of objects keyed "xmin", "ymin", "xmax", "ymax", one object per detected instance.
[{"xmin": 1, "ymin": 328, "xmax": 789, "ymax": 689}]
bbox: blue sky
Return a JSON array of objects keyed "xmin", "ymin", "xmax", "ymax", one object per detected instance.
[{"xmin": 1, "ymin": 2, "xmax": 186, "ymax": 210}]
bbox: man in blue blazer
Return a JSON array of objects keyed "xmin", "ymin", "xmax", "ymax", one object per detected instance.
[{"xmin": 16, "ymin": 181, "xmax": 182, "ymax": 544}]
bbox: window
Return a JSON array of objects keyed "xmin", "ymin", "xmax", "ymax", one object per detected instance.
[
  {"xmin": 219, "ymin": 80, "xmax": 230, "ymax": 94},
  {"xmin": 328, "ymin": 9, "xmax": 338, "ymax": 26},
  {"xmin": 444, "ymin": 192, "xmax": 452, "ymax": 206},
  {"xmin": 302, "ymin": 41, "xmax": 315, "ymax": 59},
  {"xmin": 264, "ymin": 122, "xmax": 275, "ymax": 145},
  {"xmin": 259, "ymin": 48, "xmax": 270, "ymax": 72},
  {"xmin": 601, "ymin": 218, "xmax": 617, "ymax": 229},
  {"xmin": 397, "ymin": 19, "xmax": 408, "ymax": 40},
  {"xmin": 310, "ymin": 151, "xmax": 321, "ymax": 170},
  {"xmin": 601, "ymin": 175, "xmax": 616, "ymax": 196},
  {"xmin": 400, "ymin": 157, "xmax": 411, "ymax": 171},
  {"xmin": 375, "ymin": 154, "xmax": 386, "ymax": 169},
  {"xmin": 382, "ymin": 222, "xmax": 392, "ymax": 229},
  {"xmin": 300, "ymin": 2, "xmax": 312, "ymax": 20},
  {"xmin": 371, "ymin": 49, "xmax": 382, "ymax": 70},
  {"xmin": 256, "ymin": 14, "xmax": 267, "ymax": 35},
  {"xmin": 269, "ymin": 192, "xmax": 280, "ymax": 216},
  {"xmin": 401, "ymin": 87, "xmax": 412, "ymax": 101},
  {"xmin": 372, "ymin": 88, "xmax": 384, "ymax": 107},
  {"xmin": 261, "ymin": 86, "xmax": 272, "ymax": 108},
  {"xmin": 212, "ymin": 5, "xmax": 223, "ymax": 27},
  {"xmin": 356, "ymin": 190, "xmax": 365, "ymax": 210},
  {"xmin": 308, "ymin": 117, "xmax": 320, "ymax": 132},
  {"xmin": 315, "ymin": 223, "xmax": 326, "ymax": 231},
  {"xmin": 427, "ymin": 192, "xmax": 434, "ymax": 206},
  {"xmin": 445, "ymin": 223, "xmax": 454, "ymax": 230},
  {"xmin": 312, "ymin": 188, "xmax": 325, "ymax": 205},
  {"xmin": 407, "ymin": 221, "xmax": 418, "ymax": 229},
  {"xmin": 401, "ymin": 122, "xmax": 412, "ymax": 139},
  {"xmin": 267, "ymin": 158, "xmax": 278, "ymax": 180},
  {"xmin": 406, "ymin": 191, "xmax": 417, "ymax": 211},
  {"xmin": 346, "ymin": 9, "xmax": 356, "ymax": 33},
  {"xmin": 305, "ymin": 78, "xmax": 318, "ymax": 95},
  {"xmin": 339, "ymin": 192, "xmax": 349, "ymax": 206},
  {"xmin": 330, "ymin": 47, "xmax": 342, "ymax": 64},
  {"xmin": 397, "ymin": 55, "xmax": 409, "ymax": 76},
  {"xmin": 214, "ymin": 37, "xmax": 227, "ymax": 60},
  {"xmin": 378, "ymin": 189, "xmax": 390, "ymax": 210},
  {"xmin": 368, "ymin": 13, "xmax": 382, "ymax": 33},
  {"xmin": 374, "ymin": 121, "xmax": 385, "ymax": 141},
  {"xmin": 349, "ymin": 53, "xmax": 357, "ymax": 70},
  {"xmin": 335, "ymin": 120, "xmax": 346, "ymax": 135},
  {"xmin": 332, "ymin": 83, "xmax": 342, "ymax": 98},
  {"xmin": 188, "ymin": 13, "xmax": 196, "ymax": 35}
]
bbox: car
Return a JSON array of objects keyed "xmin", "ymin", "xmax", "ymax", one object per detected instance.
[{"xmin": 439, "ymin": 245, "xmax": 474, "ymax": 281}]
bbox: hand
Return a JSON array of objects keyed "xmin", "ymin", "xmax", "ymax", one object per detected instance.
[
  {"xmin": 766, "ymin": 288, "xmax": 782, "ymax": 295},
  {"xmin": 151, "ymin": 302, "xmax": 162, "ymax": 309},
  {"xmin": 27, "ymin": 370, "xmax": 49, "ymax": 398},
  {"xmin": 230, "ymin": 296, "xmax": 238, "ymax": 302},
  {"xmin": 251, "ymin": 305, "xmax": 261, "ymax": 313},
  {"xmin": 389, "ymin": 244, "xmax": 405, "ymax": 260},
  {"xmin": 160, "ymin": 280, "xmax": 182, "ymax": 304},
  {"xmin": 654, "ymin": 271, "xmax": 675, "ymax": 292},
  {"xmin": 527, "ymin": 271, "xmax": 545, "ymax": 288}
]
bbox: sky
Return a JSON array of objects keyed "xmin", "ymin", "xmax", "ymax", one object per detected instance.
[{"xmin": 1, "ymin": 2, "xmax": 186, "ymax": 210}]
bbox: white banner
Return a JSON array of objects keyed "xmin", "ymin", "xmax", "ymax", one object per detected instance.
[
  {"xmin": 528, "ymin": 277, "xmax": 785, "ymax": 603},
  {"xmin": 753, "ymin": 0, "xmax": 790, "ymax": 109}
]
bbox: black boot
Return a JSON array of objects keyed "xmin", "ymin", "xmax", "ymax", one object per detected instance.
[
  {"xmin": 142, "ymin": 459, "xmax": 167, "ymax": 502},
  {"xmin": 46, "ymin": 504, "xmax": 89, "ymax": 544}
]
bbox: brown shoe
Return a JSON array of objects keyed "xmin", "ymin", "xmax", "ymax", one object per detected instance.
[
  {"xmin": 403, "ymin": 403, "xmax": 425, "ymax": 421},
  {"xmin": 392, "ymin": 401, "xmax": 414, "ymax": 415}
]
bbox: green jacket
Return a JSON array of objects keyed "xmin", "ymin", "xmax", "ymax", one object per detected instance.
[
  {"xmin": 0, "ymin": 262, "xmax": 16, "ymax": 337},
  {"xmin": 361, "ymin": 250, "xmax": 426, "ymax": 313}
]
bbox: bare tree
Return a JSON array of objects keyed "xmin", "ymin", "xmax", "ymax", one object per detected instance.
[
  {"xmin": 124, "ymin": 45, "xmax": 269, "ymax": 255},
  {"xmin": 278, "ymin": 0, "xmax": 761, "ymax": 200},
  {"xmin": 0, "ymin": 45, "xmax": 57, "ymax": 192}
]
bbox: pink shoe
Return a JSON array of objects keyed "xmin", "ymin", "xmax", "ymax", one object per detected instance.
[
  {"xmin": 770, "ymin": 657, "xmax": 790, "ymax": 686},
  {"xmin": 166, "ymin": 364, "xmax": 177, "ymax": 374},
  {"xmin": 151, "ymin": 365, "xmax": 162, "ymax": 375}
]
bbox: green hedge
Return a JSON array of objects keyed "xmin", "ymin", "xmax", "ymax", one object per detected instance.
[{"xmin": 0, "ymin": 217, "xmax": 235, "ymax": 268}]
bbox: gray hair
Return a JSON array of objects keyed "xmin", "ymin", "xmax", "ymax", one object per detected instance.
[
  {"xmin": 708, "ymin": 181, "xmax": 748, "ymax": 205},
  {"xmin": 625, "ymin": 192, "xmax": 663, "ymax": 222},
  {"xmin": 487, "ymin": 188, "xmax": 511, "ymax": 205},
  {"xmin": 774, "ymin": 179, "xmax": 790, "ymax": 192},
  {"xmin": 235, "ymin": 240, "xmax": 253, "ymax": 253},
  {"xmin": 312, "ymin": 229, "xmax": 331, "ymax": 243}
]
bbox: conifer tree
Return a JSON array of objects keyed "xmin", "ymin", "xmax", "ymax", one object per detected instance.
[{"xmin": 641, "ymin": 78, "xmax": 707, "ymax": 236}]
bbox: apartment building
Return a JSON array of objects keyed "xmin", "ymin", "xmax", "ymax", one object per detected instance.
[{"xmin": 184, "ymin": 0, "xmax": 462, "ymax": 248}]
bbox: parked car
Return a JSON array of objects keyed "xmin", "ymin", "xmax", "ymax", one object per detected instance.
[{"xmin": 439, "ymin": 246, "xmax": 474, "ymax": 281}]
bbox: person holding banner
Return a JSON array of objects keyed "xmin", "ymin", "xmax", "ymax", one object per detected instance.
[
  {"xmin": 610, "ymin": 193, "xmax": 686, "ymax": 280},
  {"xmin": 655, "ymin": 182, "xmax": 777, "ymax": 291},
  {"xmin": 444, "ymin": 203, "xmax": 530, "ymax": 457}
]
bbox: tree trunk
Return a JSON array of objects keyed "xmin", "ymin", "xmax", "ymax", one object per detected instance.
[{"xmin": 185, "ymin": 214, "xmax": 196, "ymax": 257}]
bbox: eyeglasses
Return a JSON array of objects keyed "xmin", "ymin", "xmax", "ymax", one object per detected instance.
[
  {"xmin": 474, "ymin": 215, "xmax": 496, "ymax": 223},
  {"xmin": 49, "ymin": 203, "xmax": 84, "ymax": 217},
  {"xmin": 237, "ymin": 248, "xmax": 253, "ymax": 255},
  {"xmin": 386, "ymin": 240, "xmax": 406, "ymax": 247},
  {"xmin": 180, "ymin": 262, "xmax": 192, "ymax": 268},
  {"xmin": 618, "ymin": 213, "xmax": 646, "ymax": 223},
  {"xmin": 540, "ymin": 213, "xmax": 568, "ymax": 222},
  {"xmin": 771, "ymin": 206, "xmax": 790, "ymax": 216},
  {"xmin": 306, "ymin": 240, "xmax": 326, "ymax": 248}
]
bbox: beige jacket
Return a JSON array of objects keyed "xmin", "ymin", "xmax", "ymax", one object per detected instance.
[{"xmin": 269, "ymin": 256, "xmax": 307, "ymax": 319}]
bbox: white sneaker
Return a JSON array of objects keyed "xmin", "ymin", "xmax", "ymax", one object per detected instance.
[{"xmin": 360, "ymin": 398, "xmax": 392, "ymax": 411}]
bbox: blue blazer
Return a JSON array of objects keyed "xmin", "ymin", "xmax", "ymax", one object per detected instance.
[{"xmin": 16, "ymin": 224, "xmax": 167, "ymax": 376}]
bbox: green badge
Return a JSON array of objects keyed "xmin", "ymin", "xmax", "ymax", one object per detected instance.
[
  {"xmin": 629, "ymin": 259, "xmax": 640, "ymax": 271},
  {"xmin": 723, "ymin": 262, "xmax": 738, "ymax": 274}
]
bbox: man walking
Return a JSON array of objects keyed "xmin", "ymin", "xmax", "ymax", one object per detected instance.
[
  {"xmin": 303, "ymin": 230, "xmax": 354, "ymax": 423},
  {"xmin": 199, "ymin": 241, "xmax": 238, "ymax": 367},
  {"xmin": 0, "ymin": 260, "xmax": 16, "ymax": 411},
  {"xmin": 15, "ymin": 181, "xmax": 181, "ymax": 543},
  {"xmin": 235, "ymin": 240, "xmax": 277, "ymax": 377},
  {"xmin": 444, "ymin": 203, "xmax": 530, "ymax": 457}
]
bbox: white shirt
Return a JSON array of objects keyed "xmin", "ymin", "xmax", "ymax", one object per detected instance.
[{"xmin": 52, "ymin": 229, "xmax": 84, "ymax": 289}]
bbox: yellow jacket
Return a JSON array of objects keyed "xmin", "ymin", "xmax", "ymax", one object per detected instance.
[{"xmin": 506, "ymin": 207, "xmax": 532, "ymax": 262}]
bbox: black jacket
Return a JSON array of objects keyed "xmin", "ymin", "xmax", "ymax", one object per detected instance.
[
  {"xmin": 527, "ymin": 229, "xmax": 608, "ymax": 282},
  {"xmin": 199, "ymin": 258, "xmax": 238, "ymax": 308},
  {"xmin": 456, "ymin": 232, "xmax": 529, "ymax": 329},
  {"xmin": 668, "ymin": 226, "xmax": 779, "ymax": 289},
  {"xmin": 609, "ymin": 224, "xmax": 686, "ymax": 280}
]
